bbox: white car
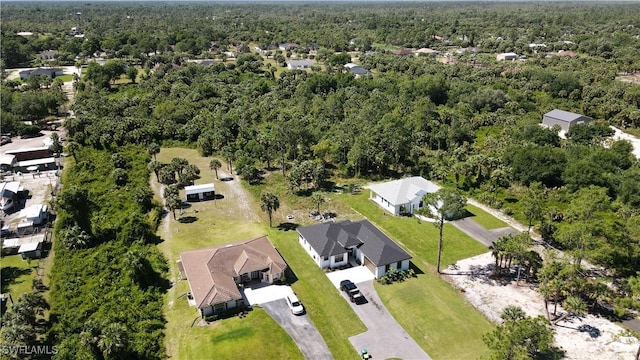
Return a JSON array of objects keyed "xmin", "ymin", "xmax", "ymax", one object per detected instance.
[{"xmin": 286, "ymin": 294, "xmax": 304, "ymax": 315}]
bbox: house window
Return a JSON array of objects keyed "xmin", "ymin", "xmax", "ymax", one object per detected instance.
[
  {"xmin": 214, "ymin": 303, "xmax": 225, "ymax": 313},
  {"xmin": 322, "ymin": 255, "xmax": 329, "ymax": 261},
  {"xmin": 335, "ymin": 253, "xmax": 345, "ymax": 262}
]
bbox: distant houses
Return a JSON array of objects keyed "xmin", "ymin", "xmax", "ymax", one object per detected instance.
[
  {"xmin": 18, "ymin": 68, "xmax": 63, "ymax": 80},
  {"xmin": 287, "ymin": 59, "xmax": 314, "ymax": 70},
  {"xmin": 496, "ymin": 52, "xmax": 520, "ymax": 61},
  {"xmin": 344, "ymin": 63, "xmax": 370, "ymax": 77}
]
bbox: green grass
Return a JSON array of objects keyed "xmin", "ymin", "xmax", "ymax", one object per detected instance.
[
  {"xmin": 56, "ymin": 74, "xmax": 73, "ymax": 82},
  {"xmin": 155, "ymin": 148, "xmax": 364, "ymax": 360},
  {"xmin": 0, "ymin": 255, "xmax": 38, "ymax": 299},
  {"xmin": 249, "ymin": 171, "xmax": 493, "ymax": 358},
  {"xmin": 464, "ymin": 204, "xmax": 509, "ymax": 230},
  {"xmin": 267, "ymin": 228, "xmax": 366, "ymax": 359},
  {"xmin": 375, "ymin": 277, "xmax": 493, "ymax": 360},
  {"xmin": 348, "ymin": 191, "xmax": 488, "ymax": 267},
  {"xmin": 165, "ymin": 277, "xmax": 302, "ymax": 360}
]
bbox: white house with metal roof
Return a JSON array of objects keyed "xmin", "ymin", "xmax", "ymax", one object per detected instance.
[
  {"xmin": 542, "ymin": 109, "xmax": 593, "ymax": 133},
  {"xmin": 368, "ymin": 176, "xmax": 440, "ymax": 215}
]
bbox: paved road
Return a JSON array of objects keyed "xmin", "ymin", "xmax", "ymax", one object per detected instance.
[
  {"xmin": 262, "ymin": 299, "xmax": 333, "ymax": 360},
  {"xmin": 451, "ymin": 217, "xmax": 518, "ymax": 247},
  {"xmin": 347, "ymin": 280, "xmax": 431, "ymax": 360}
]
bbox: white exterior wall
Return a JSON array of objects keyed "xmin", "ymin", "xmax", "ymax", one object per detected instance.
[
  {"xmin": 370, "ymin": 191, "xmax": 400, "ymax": 215},
  {"xmin": 330, "ymin": 253, "xmax": 348, "ymax": 268},
  {"xmin": 299, "ymin": 235, "xmax": 323, "ymax": 268}
]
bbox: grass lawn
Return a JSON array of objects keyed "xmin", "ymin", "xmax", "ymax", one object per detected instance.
[
  {"xmin": 249, "ymin": 171, "xmax": 493, "ymax": 359},
  {"xmin": 375, "ymin": 276, "xmax": 493, "ymax": 359},
  {"xmin": 464, "ymin": 203, "xmax": 509, "ymax": 230},
  {"xmin": 56, "ymin": 74, "xmax": 73, "ymax": 82},
  {"xmin": 0, "ymin": 255, "xmax": 38, "ymax": 299},
  {"xmin": 155, "ymin": 148, "xmax": 364, "ymax": 360},
  {"xmin": 348, "ymin": 191, "xmax": 488, "ymax": 268}
]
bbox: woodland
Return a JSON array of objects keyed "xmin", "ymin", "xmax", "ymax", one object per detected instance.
[{"xmin": 1, "ymin": 1, "xmax": 640, "ymax": 359}]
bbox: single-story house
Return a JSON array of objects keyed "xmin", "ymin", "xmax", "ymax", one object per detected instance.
[
  {"xmin": 368, "ymin": 176, "xmax": 440, "ymax": 216},
  {"xmin": 496, "ymin": 52, "xmax": 519, "ymax": 61},
  {"xmin": 18, "ymin": 68, "xmax": 62, "ymax": 80},
  {"xmin": 184, "ymin": 183, "xmax": 215, "ymax": 202},
  {"xmin": 0, "ymin": 181, "xmax": 22, "ymax": 212},
  {"xmin": 15, "ymin": 158, "xmax": 57, "ymax": 173},
  {"xmin": 344, "ymin": 63, "xmax": 370, "ymax": 77},
  {"xmin": 279, "ymin": 43, "xmax": 299, "ymax": 51},
  {"xmin": 37, "ymin": 50, "xmax": 58, "ymax": 61},
  {"xmin": 178, "ymin": 236, "xmax": 287, "ymax": 317},
  {"xmin": 415, "ymin": 48, "xmax": 440, "ymax": 56},
  {"xmin": 19, "ymin": 241, "xmax": 43, "ymax": 260},
  {"xmin": 287, "ymin": 59, "xmax": 314, "ymax": 70},
  {"xmin": 2, "ymin": 234, "xmax": 45, "ymax": 256},
  {"xmin": 542, "ymin": 109, "xmax": 593, "ymax": 133},
  {"xmin": 0, "ymin": 155, "xmax": 17, "ymax": 172},
  {"xmin": 297, "ymin": 220, "xmax": 411, "ymax": 279},
  {"xmin": 4, "ymin": 147, "xmax": 52, "ymax": 162},
  {"xmin": 21, "ymin": 204, "xmax": 48, "ymax": 225}
]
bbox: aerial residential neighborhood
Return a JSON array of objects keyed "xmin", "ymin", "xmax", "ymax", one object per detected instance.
[{"xmin": 1, "ymin": 2, "xmax": 640, "ymax": 360}]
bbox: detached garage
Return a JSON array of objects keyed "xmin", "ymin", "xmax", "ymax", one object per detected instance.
[
  {"xmin": 543, "ymin": 109, "xmax": 593, "ymax": 133},
  {"xmin": 184, "ymin": 183, "xmax": 215, "ymax": 202}
]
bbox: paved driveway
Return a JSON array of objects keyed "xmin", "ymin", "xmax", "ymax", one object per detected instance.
[
  {"xmin": 262, "ymin": 299, "xmax": 332, "ymax": 360},
  {"xmin": 328, "ymin": 267, "xmax": 430, "ymax": 359},
  {"xmin": 451, "ymin": 218, "xmax": 517, "ymax": 247}
]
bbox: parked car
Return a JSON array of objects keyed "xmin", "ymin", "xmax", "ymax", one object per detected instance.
[
  {"xmin": 340, "ymin": 280, "xmax": 365, "ymax": 304},
  {"xmin": 286, "ymin": 294, "xmax": 304, "ymax": 315}
]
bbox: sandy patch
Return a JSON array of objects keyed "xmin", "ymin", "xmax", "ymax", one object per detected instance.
[{"xmin": 446, "ymin": 252, "xmax": 639, "ymax": 359}]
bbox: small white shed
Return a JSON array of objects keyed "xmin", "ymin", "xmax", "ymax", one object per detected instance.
[{"xmin": 185, "ymin": 183, "xmax": 215, "ymax": 202}]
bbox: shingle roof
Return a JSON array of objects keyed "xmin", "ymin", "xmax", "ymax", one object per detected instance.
[
  {"xmin": 179, "ymin": 236, "xmax": 287, "ymax": 309},
  {"xmin": 368, "ymin": 176, "xmax": 440, "ymax": 206},
  {"xmin": 297, "ymin": 220, "xmax": 411, "ymax": 266},
  {"xmin": 544, "ymin": 109, "xmax": 591, "ymax": 123}
]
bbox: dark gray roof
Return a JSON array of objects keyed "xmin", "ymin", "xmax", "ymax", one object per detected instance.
[
  {"xmin": 298, "ymin": 220, "xmax": 411, "ymax": 266},
  {"xmin": 544, "ymin": 109, "xmax": 591, "ymax": 123}
]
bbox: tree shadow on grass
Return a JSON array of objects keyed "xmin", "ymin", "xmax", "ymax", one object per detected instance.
[
  {"xmin": 178, "ymin": 216, "xmax": 198, "ymax": 224},
  {"xmin": 1, "ymin": 266, "xmax": 33, "ymax": 293},
  {"xmin": 276, "ymin": 222, "xmax": 299, "ymax": 231}
]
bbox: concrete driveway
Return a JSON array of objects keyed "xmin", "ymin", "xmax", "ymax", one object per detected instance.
[
  {"xmin": 451, "ymin": 218, "xmax": 517, "ymax": 247},
  {"xmin": 346, "ymin": 280, "xmax": 431, "ymax": 360},
  {"xmin": 262, "ymin": 299, "xmax": 332, "ymax": 360}
]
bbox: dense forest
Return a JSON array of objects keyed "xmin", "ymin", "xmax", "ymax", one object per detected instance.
[{"xmin": 1, "ymin": 2, "xmax": 640, "ymax": 359}]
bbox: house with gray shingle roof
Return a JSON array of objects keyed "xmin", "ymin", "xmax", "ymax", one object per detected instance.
[
  {"xmin": 542, "ymin": 109, "xmax": 593, "ymax": 133},
  {"xmin": 178, "ymin": 236, "xmax": 287, "ymax": 317},
  {"xmin": 297, "ymin": 220, "xmax": 411, "ymax": 279},
  {"xmin": 368, "ymin": 176, "xmax": 440, "ymax": 215}
]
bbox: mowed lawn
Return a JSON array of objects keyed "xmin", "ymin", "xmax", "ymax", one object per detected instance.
[
  {"xmin": 0, "ymin": 255, "xmax": 38, "ymax": 299},
  {"xmin": 347, "ymin": 191, "xmax": 493, "ymax": 359},
  {"xmin": 154, "ymin": 148, "xmax": 301, "ymax": 359},
  {"xmin": 154, "ymin": 148, "xmax": 365, "ymax": 360}
]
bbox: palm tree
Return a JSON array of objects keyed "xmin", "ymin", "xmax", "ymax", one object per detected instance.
[
  {"xmin": 98, "ymin": 323, "xmax": 128, "ymax": 358},
  {"xmin": 554, "ymin": 295, "xmax": 587, "ymax": 325},
  {"xmin": 148, "ymin": 160, "xmax": 163, "ymax": 181},
  {"xmin": 311, "ymin": 192, "xmax": 325, "ymax": 214},
  {"xmin": 165, "ymin": 193, "xmax": 181, "ymax": 220},
  {"xmin": 418, "ymin": 189, "xmax": 467, "ymax": 273},
  {"xmin": 147, "ymin": 142, "xmax": 160, "ymax": 160},
  {"xmin": 209, "ymin": 159, "xmax": 222, "ymax": 179},
  {"xmin": 66, "ymin": 141, "xmax": 80, "ymax": 162},
  {"xmin": 260, "ymin": 192, "xmax": 280, "ymax": 227}
]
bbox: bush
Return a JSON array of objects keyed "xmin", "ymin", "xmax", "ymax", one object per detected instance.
[{"xmin": 378, "ymin": 268, "xmax": 416, "ymax": 285}]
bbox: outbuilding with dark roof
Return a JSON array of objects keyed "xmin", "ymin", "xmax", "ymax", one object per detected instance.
[{"xmin": 297, "ymin": 220, "xmax": 411, "ymax": 279}]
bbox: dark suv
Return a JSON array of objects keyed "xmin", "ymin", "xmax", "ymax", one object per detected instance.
[{"xmin": 339, "ymin": 280, "xmax": 364, "ymax": 304}]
